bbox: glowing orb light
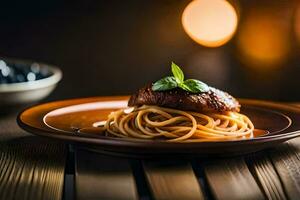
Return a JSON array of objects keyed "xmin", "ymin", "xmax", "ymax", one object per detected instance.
[{"xmin": 182, "ymin": 0, "xmax": 238, "ymax": 47}]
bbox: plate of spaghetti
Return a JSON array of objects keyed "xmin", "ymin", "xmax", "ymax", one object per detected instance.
[{"xmin": 18, "ymin": 63, "xmax": 300, "ymax": 156}]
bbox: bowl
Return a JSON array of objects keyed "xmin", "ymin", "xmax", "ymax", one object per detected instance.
[{"xmin": 0, "ymin": 58, "xmax": 62, "ymax": 112}]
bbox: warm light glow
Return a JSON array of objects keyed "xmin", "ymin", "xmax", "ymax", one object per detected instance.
[
  {"xmin": 237, "ymin": 11, "xmax": 290, "ymax": 69},
  {"xmin": 182, "ymin": 0, "xmax": 238, "ymax": 47},
  {"xmin": 295, "ymin": 4, "xmax": 300, "ymax": 44}
]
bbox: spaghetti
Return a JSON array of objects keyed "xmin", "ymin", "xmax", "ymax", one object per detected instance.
[{"xmin": 103, "ymin": 105, "xmax": 254, "ymax": 142}]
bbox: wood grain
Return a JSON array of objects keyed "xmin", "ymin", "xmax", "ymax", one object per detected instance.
[
  {"xmin": 75, "ymin": 149, "xmax": 138, "ymax": 200},
  {"xmin": 0, "ymin": 137, "xmax": 66, "ymax": 200},
  {"xmin": 204, "ymin": 158, "xmax": 264, "ymax": 200},
  {"xmin": 143, "ymin": 160, "xmax": 204, "ymax": 200},
  {"xmin": 248, "ymin": 154, "xmax": 287, "ymax": 200},
  {"xmin": 269, "ymin": 137, "xmax": 300, "ymax": 199}
]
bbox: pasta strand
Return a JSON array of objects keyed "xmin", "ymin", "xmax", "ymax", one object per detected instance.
[{"xmin": 103, "ymin": 105, "xmax": 254, "ymax": 142}]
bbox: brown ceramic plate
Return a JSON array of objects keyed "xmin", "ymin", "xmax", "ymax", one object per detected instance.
[{"xmin": 17, "ymin": 96, "xmax": 300, "ymax": 156}]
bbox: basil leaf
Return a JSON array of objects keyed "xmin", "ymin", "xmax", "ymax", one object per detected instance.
[
  {"xmin": 171, "ymin": 62, "xmax": 184, "ymax": 84},
  {"xmin": 178, "ymin": 82, "xmax": 190, "ymax": 91},
  {"xmin": 152, "ymin": 62, "xmax": 210, "ymax": 93},
  {"xmin": 152, "ymin": 76, "xmax": 178, "ymax": 91},
  {"xmin": 182, "ymin": 79, "xmax": 209, "ymax": 93}
]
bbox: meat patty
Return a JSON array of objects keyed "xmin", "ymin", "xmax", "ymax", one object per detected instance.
[{"xmin": 128, "ymin": 84, "xmax": 240, "ymax": 113}]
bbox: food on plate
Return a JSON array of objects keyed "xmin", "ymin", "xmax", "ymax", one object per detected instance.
[{"xmin": 102, "ymin": 62, "xmax": 254, "ymax": 142}]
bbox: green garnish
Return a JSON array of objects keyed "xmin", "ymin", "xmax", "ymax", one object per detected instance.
[{"xmin": 152, "ymin": 62, "xmax": 209, "ymax": 93}]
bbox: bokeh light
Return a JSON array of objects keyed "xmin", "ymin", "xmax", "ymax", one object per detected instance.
[
  {"xmin": 237, "ymin": 10, "xmax": 290, "ymax": 69},
  {"xmin": 295, "ymin": 3, "xmax": 300, "ymax": 44},
  {"xmin": 182, "ymin": 0, "xmax": 238, "ymax": 47}
]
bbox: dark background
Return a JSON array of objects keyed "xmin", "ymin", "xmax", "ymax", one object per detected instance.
[{"xmin": 0, "ymin": 0, "xmax": 299, "ymax": 101}]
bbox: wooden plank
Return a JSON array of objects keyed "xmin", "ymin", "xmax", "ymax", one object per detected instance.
[
  {"xmin": 143, "ymin": 160, "xmax": 205, "ymax": 200},
  {"xmin": 269, "ymin": 137, "xmax": 300, "ymax": 199},
  {"xmin": 204, "ymin": 158, "xmax": 264, "ymax": 200},
  {"xmin": 248, "ymin": 154, "xmax": 287, "ymax": 200},
  {"xmin": 75, "ymin": 149, "xmax": 138, "ymax": 200},
  {"xmin": 0, "ymin": 137, "xmax": 66, "ymax": 200}
]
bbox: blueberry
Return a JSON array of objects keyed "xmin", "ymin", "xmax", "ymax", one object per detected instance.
[
  {"xmin": 16, "ymin": 74, "xmax": 25, "ymax": 82},
  {"xmin": 0, "ymin": 60, "xmax": 7, "ymax": 70},
  {"xmin": 30, "ymin": 63, "xmax": 40, "ymax": 74},
  {"xmin": 35, "ymin": 73, "xmax": 44, "ymax": 80},
  {"xmin": 6, "ymin": 74, "xmax": 18, "ymax": 83},
  {"xmin": 21, "ymin": 67, "xmax": 31, "ymax": 77},
  {"xmin": 1, "ymin": 67, "xmax": 10, "ymax": 78},
  {"xmin": 12, "ymin": 63, "xmax": 27, "ymax": 70},
  {"xmin": 26, "ymin": 72, "xmax": 36, "ymax": 81}
]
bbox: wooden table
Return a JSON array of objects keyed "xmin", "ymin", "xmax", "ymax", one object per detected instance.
[{"xmin": 1, "ymin": 111, "xmax": 300, "ymax": 200}]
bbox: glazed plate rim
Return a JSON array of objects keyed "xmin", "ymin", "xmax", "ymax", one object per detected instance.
[{"xmin": 17, "ymin": 96, "xmax": 300, "ymax": 149}]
